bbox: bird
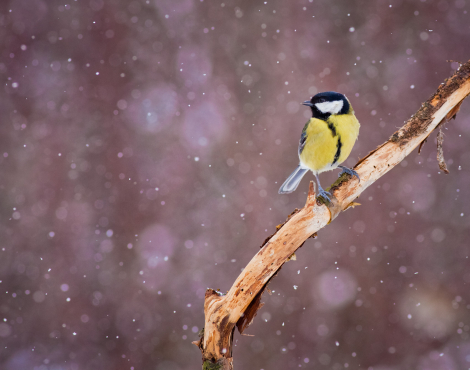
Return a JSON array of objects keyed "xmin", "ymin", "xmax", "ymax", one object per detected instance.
[{"xmin": 278, "ymin": 91, "xmax": 360, "ymax": 200}]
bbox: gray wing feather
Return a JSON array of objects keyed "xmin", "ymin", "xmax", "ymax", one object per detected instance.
[{"xmin": 298, "ymin": 131, "xmax": 307, "ymax": 156}]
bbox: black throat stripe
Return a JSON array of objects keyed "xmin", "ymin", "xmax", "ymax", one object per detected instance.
[
  {"xmin": 333, "ymin": 136, "xmax": 342, "ymax": 164},
  {"xmin": 327, "ymin": 121, "xmax": 337, "ymax": 137}
]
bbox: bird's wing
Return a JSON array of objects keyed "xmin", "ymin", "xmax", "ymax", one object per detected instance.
[{"xmin": 298, "ymin": 120, "xmax": 310, "ymax": 156}]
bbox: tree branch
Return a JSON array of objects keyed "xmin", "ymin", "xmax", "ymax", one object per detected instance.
[{"xmin": 194, "ymin": 60, "xmax": 470, "ymax": 369}]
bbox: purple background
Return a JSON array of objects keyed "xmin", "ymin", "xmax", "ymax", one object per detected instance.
[{"xmin": 1, "ymin": 0, "xmax": 470, "ymax": 369}]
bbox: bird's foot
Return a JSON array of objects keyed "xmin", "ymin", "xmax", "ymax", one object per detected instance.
[
  {"xmin": 338, "ymin": 166, "xmax": 360, "ymax": 182},
  {"xmin": 317, "ymin": 187, "xmax": 332, "ymax": 202}
]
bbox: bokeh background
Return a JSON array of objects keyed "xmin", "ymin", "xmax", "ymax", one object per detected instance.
[{"xmin": 1, "ymin": 0, "xmax": 470, "ymax": 369}]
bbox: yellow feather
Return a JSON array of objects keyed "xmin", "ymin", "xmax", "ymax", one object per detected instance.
[{"xmin": 299, "ymin": 113, "xmax": 360, "ymax": 173}]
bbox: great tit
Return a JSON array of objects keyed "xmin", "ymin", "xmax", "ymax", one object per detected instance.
[{"xmin": 278, "ymin": 91, "xmax": 360, "ymax": 200}]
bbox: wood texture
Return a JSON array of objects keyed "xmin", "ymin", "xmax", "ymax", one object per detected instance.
[{"xmin": 195, "ymin": 61, "xmax": 470, "ymax": 369}]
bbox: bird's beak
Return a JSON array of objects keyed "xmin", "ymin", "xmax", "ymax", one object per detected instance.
[{"xmin": 302, "ymin": 100, "xmax": 313, "ymax": 107}]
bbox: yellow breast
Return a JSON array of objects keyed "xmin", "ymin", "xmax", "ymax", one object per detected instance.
[{"xmin": 299, "ymin": 114, "xmax": 360, "ymax": 173}]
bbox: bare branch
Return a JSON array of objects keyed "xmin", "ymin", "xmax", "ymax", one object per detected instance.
[{"xmin": 198, "ymin": 61, "xmax": 470, "ymax": 369}]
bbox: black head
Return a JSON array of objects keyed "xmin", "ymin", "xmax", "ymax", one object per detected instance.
[{"xmin": 302, "ymin": 91, "xmax": 350, "ymax": 120}]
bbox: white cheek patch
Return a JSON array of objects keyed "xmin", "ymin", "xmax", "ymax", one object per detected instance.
[{"xmin": 315, "ymin": 100, "xmax": 344, "ymax": 114}]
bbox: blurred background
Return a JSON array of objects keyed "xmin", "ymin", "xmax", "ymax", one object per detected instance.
[{"xmin": 1, "ymin": 0, "xmax": 470, "ymax": 369}]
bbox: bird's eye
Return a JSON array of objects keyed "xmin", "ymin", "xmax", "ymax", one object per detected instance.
[{"xmin": 318, "ymin": 98, "xmax": 326, "ymax": 103}]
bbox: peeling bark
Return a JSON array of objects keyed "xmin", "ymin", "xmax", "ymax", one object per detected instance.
[
  {"xmin": 437, "ymin": 129, "xmax": 450, "ymax": 174},
  {"xmin": 195, "ymin": 61, "xmax": 470, "ymax": 369}
]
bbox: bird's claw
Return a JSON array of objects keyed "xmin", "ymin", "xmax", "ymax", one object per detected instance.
[
  {"xmin": 317, "ymin": 189, "xmax": 332, "ymax": 202},
  {"xmin": 338, "ymin": 166, "xmax": 360, "ymax": 182}
]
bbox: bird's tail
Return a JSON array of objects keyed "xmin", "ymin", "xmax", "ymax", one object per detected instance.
[{"xmin": 278, "ymin": 166, "xmax": 309, "ymax": 194}]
